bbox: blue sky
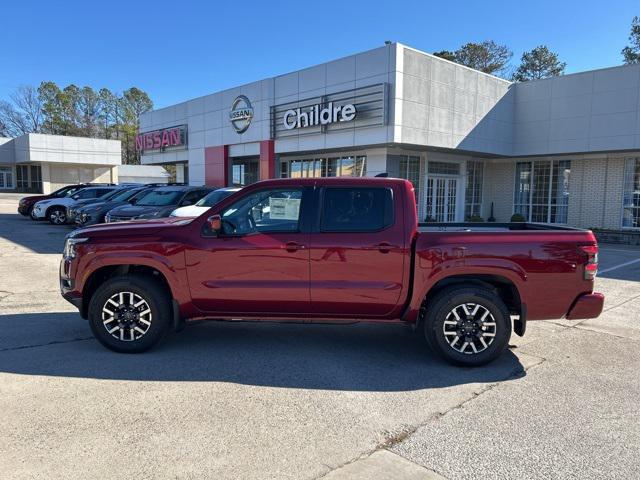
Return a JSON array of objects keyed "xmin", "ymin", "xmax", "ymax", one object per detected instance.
[{"xmin": 1, "ymin": 0, "xmax": 637, "ymax": 108}]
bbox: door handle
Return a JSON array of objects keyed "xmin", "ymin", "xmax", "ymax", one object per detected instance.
[
  {"xmin": 374, "ymin": 242, "xmax": 395, "ymax": 254},
  {"xmin": 284, "ymin": 241, "xmax": 306, "ymax": 252}
]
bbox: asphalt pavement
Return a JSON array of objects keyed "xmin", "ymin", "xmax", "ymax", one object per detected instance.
[{"xmin": 0, "ymin": 192, "xmax": 638, "ymax": 479}]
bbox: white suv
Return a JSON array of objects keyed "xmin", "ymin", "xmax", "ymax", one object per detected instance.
[{"xmin": 32, "ymin": 187, "xmax": 117, "ymax": 224}]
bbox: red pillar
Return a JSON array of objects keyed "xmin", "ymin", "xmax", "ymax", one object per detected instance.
[
  {"xmin": 259, "ymin": 140, "xmax": 275, "ymax": 180},
  {"xmin": 205, "ymin": 145, "xmax": 229, "ymax": 187}
]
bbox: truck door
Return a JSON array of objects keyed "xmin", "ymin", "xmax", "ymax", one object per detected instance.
[
  {"xmin": 185, "ymin": 186, "xmax": 312, "ymax": 315},
  {"xmin": 309, "ymin": 185, "xmax": 406, "ymax": 317}
]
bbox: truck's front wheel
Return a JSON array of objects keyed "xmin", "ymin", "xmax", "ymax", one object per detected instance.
[
  {"xmin": 88, "ymin": 275, "xmax": 171, "ymax": 353},
  {"xmin": 423, "ymin": 286, "xmax": 511, "ymax": 367}
]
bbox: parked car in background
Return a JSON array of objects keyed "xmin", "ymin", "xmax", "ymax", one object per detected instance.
[
  {"xmin": 18, "ymin": 183, "xmax": 114, "ymax": 217},
  {"xmin": 75, "ymin": 186, "xmax": 155, "ymax": 227},
  {"xmin": 170, "ymin": 187, "xmax": 241, "ymax": 217},
  {"xmin": 32, "ymin": 186, "xmax": 118, "ymax": 225},
  {"xmin": 104, "ymin": 186, "xmax": 212, "ymax": 222},
  {"xmin": 66, "ymin": 186, "xmax": 134, "ymax": 224},
  {"xmin": 60, "ymin": 177, "xmax": 604, "ymax": 366}
]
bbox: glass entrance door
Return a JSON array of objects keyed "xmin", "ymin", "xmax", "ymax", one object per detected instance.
[{"xmin": 425, "ymin": 177, "xmax": 458, "ymax": 222}]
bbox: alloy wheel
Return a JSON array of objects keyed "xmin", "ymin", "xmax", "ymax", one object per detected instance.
[
  {"xmin": 102, "ymin": 291, "xmax": 153, "ymax": 342},
  {"xmin": 50, "ymin": 210, "xmax": 66, "ymax": 224},
  {"xmin": 442, "ymin": 303, "xmax": 497, "ymax": 355}
]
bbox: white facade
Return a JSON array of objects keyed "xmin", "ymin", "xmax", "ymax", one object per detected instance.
[
  {"xmin": 0, "ymin": 133, "xmax": 169, "ymax": 193},
  {"xmin": 138, "ymin": 42, "xmax": 640, "ymax": 231}
]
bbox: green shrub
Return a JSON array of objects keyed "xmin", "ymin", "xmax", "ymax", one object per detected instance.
[
  {"xmin": 510, "ymin": 213, "xmax": 526, "ymax": 222},
  {"xmin": 467, "ymin": 215, "xmax": 484, "ymax": 222}
]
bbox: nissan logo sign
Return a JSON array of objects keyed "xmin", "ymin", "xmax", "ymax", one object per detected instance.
[{"xmin": 229, "ymin": 95, "xmax": 254, "ymax": 134}]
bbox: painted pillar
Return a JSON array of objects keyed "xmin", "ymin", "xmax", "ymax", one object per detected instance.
[
  {"xmin": 205, "ymin": 145, "xmax": 229, "ymax": 187},
  {"xmin": 259, "ymin": 140, "xmax": 275, "ymax": 180}
]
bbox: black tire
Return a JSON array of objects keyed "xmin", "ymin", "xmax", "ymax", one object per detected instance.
[
  {"xmin": 88, "ymin": 275, "xmax": 171, "ymax": 353},
  {"xmin": 423, "ymin": 286, "xmax": 511, "ymax": 367},
  {"xmin": 48, "ymin": 206, "xmax": 67, "ymax": 225}
]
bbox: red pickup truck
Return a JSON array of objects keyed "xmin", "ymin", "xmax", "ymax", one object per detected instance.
[{"xmin": 60, "ymin": 177, "xmax": 604, "ymax": 366}]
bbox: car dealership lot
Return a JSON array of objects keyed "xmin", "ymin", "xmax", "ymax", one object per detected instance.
[{"xmin": 0, "ymin": 192, "xmax": 638, "ymax": 479}]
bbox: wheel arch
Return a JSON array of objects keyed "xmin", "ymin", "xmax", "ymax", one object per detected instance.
[
  {"xmin": 81, "ymin": 264, "xmax": 182, "ymax": 330},
  {"xmin": 418, "ymin": 274, "xmax": 524, "ymax": 334}
]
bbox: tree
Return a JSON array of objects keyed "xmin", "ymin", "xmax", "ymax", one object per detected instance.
[
  {"xmin": 0, "ymin": 85, "xmax": 43, "ymax": 137},
  {"xmin": 433, "ymin": 50, "xmax": 456, "ymax": 62},
  {"xmin": 622, "ymin": 16, "xmax": 640, "ymax": 64},
  {"xmin": 512, "ymin": 46, "xmax": 566, "ymax": 82},
  {"xmin": 454, "ymin": 41, "xmax": 512, "ymax": 75}
]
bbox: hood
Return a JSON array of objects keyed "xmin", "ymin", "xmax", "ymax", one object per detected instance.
[
  {"xmin": 71, "ymin": 198, "xmax": 104, "ymax": 208},
  {"xmin": 20, "ymin": 194, "xmax": 53, "ymax": 205},
  {"xmin": 170, "ymin": 205, "xmax": 209, "ymax": 217},
  {"xmin": 107, "ymin": 204, "xmax": 176, "ymax": 219},
  {"xmin": 74, "ymin": 216, "xmax": 194, "ymax": 239},
  {"xmin": 80, "ymin": 199, "xmax": 125, "ymax": 212}
]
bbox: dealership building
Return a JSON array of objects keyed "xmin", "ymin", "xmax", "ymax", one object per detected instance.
[
  {"xmin": 0, "ymin": 133, "xmax": 170, "ymax": 193},
  {"xmin": 137, "ymin": 42, "xmax": 640, "ymax": 231}
]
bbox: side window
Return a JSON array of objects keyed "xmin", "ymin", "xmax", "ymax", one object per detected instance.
[
  {"xmin": 182, "ymin": 191, "xmax": 202, "ymax": 205},
  {"xmin": 321, "ymin": 187, "xmax": 394, "ymax": 232},
  {"xmin": 221, "ymin": 188, "xmax": 303, "ymax": 235}
]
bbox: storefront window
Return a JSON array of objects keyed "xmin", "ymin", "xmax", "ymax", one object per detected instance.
[
  {"xmin": 623, "ymin": 157, "xmax": 640, "ymax": 229},
  {"xmin": 465, "ymin": 161, "xmax": 484, "ymax": 219},
  {"xmin": 513, "ymin": 160, "xmax": 570, "ymax": 223},
  {"xmin": 0, "ymin": 167, "xmax": 13, "ymax": 189},
  {"xmin": 232, "ymin": 157, "xmax": 259, "ymax": 186},
  {"xmin": 280, "ymin": 156, "xmax": 367, "ymax": 178},
  {"xmin": 394, "ymin": 155, "xmax": 420, "ymax": 205}
]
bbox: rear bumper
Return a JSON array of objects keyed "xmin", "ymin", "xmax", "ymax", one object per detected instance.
[{"xmin": 566, "ymin": 292, "xmax": 605, "ymax": 320}]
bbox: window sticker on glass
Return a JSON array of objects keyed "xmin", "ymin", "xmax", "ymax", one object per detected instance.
[{"xmin": 269, "ymin": 197, "xmax": 300, "ymax": 220}]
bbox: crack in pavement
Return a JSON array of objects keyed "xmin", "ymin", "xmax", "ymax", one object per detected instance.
[
  {"xmin": 0, "ymin": 336, "xmax": 93, "ymax": 352},
  {"xmin": 315, "ymin": 355, "xmax": 545, "ymax": 480}
]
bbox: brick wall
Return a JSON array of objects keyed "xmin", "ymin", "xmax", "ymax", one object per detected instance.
[{"xmin": 484, "ymin": 155, "xmax": 627, "ymax": 229}]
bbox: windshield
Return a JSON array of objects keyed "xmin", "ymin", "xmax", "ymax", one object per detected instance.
[
  {"xmin": 100, "ymin": 189, "xmax": 121, "ymax": 200},
  {"xmin": 136, "ymin": 190, "xmax": 184, "ymax": 206},
  {"xmin": 54, "ymin": 186, "xmax": 81, "ymax": 198},
  {"xmin": 196, "ymin": 190, "xmax": 237, "ymax": 207},
  {"xmin": 110, "ymin": 188, "xmax": 142, "ymax": 202}
]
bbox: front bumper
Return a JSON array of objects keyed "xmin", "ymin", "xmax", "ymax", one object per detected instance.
[
  {"xmin": 60, "ymin": 258, "xmax": 85, "ymax": 317},
  {"xmin": 18, "ymin": 204, "xmax": 30, "ymax": 215},
  {"xmin": 31, "ymin": 205, "xmax": 47, "ymax": 219},
  {"xmin": 566, "ymin": 292, "xmax": 605, "ymax": 320}
]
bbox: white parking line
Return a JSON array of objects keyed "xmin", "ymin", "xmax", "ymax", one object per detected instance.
[{"xmin": 599, "ymin": 258, "xmax": 640, "ymax": 274}]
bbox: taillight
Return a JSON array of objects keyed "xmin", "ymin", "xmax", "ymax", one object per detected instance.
[{"xmin": 580, "ymin": 245, "xmax": 598, "ymax": 280}]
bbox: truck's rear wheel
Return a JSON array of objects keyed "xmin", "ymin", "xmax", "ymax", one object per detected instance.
[
  {"xmin": 423, "ymin": 286, "xmax": 511, "ymax": 366},
  {"xmin": 88, "ymin": 275, "xmax": 170, "ymax": 353}
]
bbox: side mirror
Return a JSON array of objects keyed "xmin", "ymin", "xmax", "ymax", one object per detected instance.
[{"xmin": 207, "ymin": 214, "xmax": 222, "ymax": 232}]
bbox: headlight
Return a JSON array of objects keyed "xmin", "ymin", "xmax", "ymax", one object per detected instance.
[{"xmin": 63, "ymin": 237, "xmax": 88, "ymax": 259}]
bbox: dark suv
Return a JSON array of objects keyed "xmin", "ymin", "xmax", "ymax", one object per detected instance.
[
  {"xmin": 18, "ymin": 183, "xmax": 114, "ymax": 217},
  {"xmin": 104, "ymin": 186, "xmax": 212, "ymax": 222}
]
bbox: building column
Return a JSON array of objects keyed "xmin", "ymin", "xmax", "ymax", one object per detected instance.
[
  {"xmin": 205, "ymin": 145, "xmax": 229, "ymax": 187},
  {"xmin": 259, "ymin": 140, "xmax": 275, "ymax": 180}
]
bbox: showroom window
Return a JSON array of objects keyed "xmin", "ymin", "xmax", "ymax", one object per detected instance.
[
  {"xmin": 0, "ymin": 167, "xmax": 13, "ymax": 189},
  {"xmin": 389, "ymin": 155, "xmax": 420, "ymax": 205},
  {"xmin": 513, "ymin": 160, "xmax": 570, "ymax": 223},
  {"xmin": 465, "ymin": 161, "xmax": 484, "ymax": 219},
  {"xmin": 280, "ymin": 156, "xmax": 366, "ymax": 178},
  {"xmin": 623, "ymin": 157, "xmax": 640, "ymax": 229}
]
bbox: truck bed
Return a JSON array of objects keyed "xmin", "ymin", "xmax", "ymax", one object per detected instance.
[{"xmin": 418, "ymin": 222, "xmax": 588, "ymax": 233}]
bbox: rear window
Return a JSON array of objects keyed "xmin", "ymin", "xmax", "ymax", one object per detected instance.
[{"xmin": 321, "ymin": 187, "xmax": 394, "ymax": 232}]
